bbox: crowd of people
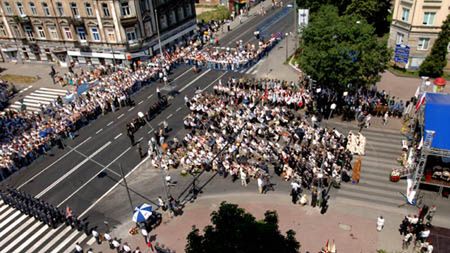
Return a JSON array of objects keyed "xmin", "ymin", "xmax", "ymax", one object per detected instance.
[
  {"xmin": 0, "ymin": 29, "xmax": 283, "ymax": 181},
  {"xmin": 0, "ymin": 79, "xmax": 13, "ymax": 110},
  {"xmin": 149, "ymin": 77, "xmax": 353, "ymax": 206},
  {"xmin": 399, "ymin": 205, "xmax": 437, "ymax": 252}
]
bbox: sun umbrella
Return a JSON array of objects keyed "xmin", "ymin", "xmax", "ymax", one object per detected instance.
[{"xmin": 132, "ymin": 204, "xmax": 153, "ymax": 223}]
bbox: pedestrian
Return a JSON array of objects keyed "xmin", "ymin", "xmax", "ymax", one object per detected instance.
[
  {"xmin": 87, "ymin": 249, "xmax": 93, "ymax": 253},
  {"xmin": 127, "ymin": 130, "xmax": 135, "ymax": 146},
  {"xmin": 383, "ymin": 111, "xmax": 389, "ymax": 125},
  {"xmin": 419, "ymin": 227, "xmax": 430, "ymax": 243},
  {"xmin": 141, "ymin": 228, "xmax": 149, "ymax": 244},
  {"xmin": 92, "ymin": 229, "xmax": 100, "ymax": 244},
  {"xmin": 156, "ymin": 87, "xmax": 161, "ymax": 99},
  {"xmin": 240, "ymin": 169, "xmax": 247, "ymax": 187},
  {"xmin": 104, "ymin": 232, "xmax": 113, "ymax": 248},
  {"xmin": 134, "ymin": 246, "xmax": 142, "ymax": 253},
  {"xmin": 257, "ymin": 176, "xmax": 264, "ymax": 194},
  {"xmin": 74, "ymin": 242, "xmax": 83, "ymax": 253},
  {"xmin": 402, "ymin": 232, "xmax": 413, "ymax": 250},
  {"xmin": 137, "ymin": 142, "xmax": 144, "ymax": 159},
  {"xmin": 123, "ymin": 242, "xmax": 132, "ymax": 253},
  {"xmin": 311, "ymin": 188, "xmax": 318, "ymax": 208},
  {"xmin": 157, "ymin": 196, "xmax": 166, "ymax": 211},
  {"xmin": 290, "ymin": 181, "xmax": 300, "ymax": 204},
  {"xmin": 184, "ymin": 95, "xmax": 190, "ymax": 107},
  {"xmin": 377, "ymin": 216, "xmax": 385, "ymax": 231},
  {"xmin": 112, "ymin": 238, "xmax": 121, "ymax": 252}
]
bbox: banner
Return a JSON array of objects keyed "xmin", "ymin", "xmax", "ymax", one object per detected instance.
[{"xmin": 298, "ymin": 9, "xmax": 309, "ymax": 27}]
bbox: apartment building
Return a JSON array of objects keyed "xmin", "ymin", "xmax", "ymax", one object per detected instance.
[
  {"xmin": 0, "ymin": 0, "xmax": 196, "ymax": 66},
  {"xmin": 388, "ymin": 0, "xmax": 450, "ymax": 70}
]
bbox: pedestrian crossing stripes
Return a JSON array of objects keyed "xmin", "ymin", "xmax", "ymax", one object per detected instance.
[
  {"xmin": 9, "ymin": 87, "xmax": 68, "ymax": 113},
  {"xmin": 335, "ymin": 127, "xmax": 409, "ymax": 213},
  {"xmin": 0, "ymin": 202, "xmax": 91, "ymax": 253}
]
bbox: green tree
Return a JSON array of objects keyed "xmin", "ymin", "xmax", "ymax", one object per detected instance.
[
  {"xmin": 298, "ymin": 5, "xmax": 391, "ymax": 91},
  {"xmin": 419, "ymin": 14, "xmax": 450, "ymax": 78},
  {"xmin": 185, "ymin": 202, "xmax": 300, "ymax": 253},
  {"xmin": 345, "ymin": 0, "xmax": 391, "ymax": 36},
  {"xmin": 296, "ymin": 0, "xmax": 352, "ymax": 14}
]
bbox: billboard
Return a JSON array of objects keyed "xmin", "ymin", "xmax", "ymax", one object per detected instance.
[
  {"xmin": 394, "ymin": 44, "xmax": 410, "ymax": 64},
  {"xmin": 298, "ymin": 9, "xmax": 309, "ymax": 27}
]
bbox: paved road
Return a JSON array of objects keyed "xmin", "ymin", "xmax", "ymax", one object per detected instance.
[{"xmin": 0, "ymin": 3, "xmax": 296, "ymax": 252}]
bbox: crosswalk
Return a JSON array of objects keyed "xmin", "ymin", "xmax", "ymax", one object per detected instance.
[
  {"xmin": 0, "ymin": 201, "xmax": 91, "ymax": 253},
  {"xmin": 335, "ymin": 127, "xmax": 409, "ymax": 213},
  {"xmin": 9, "ymin": 87, "xmax": 68, "ymax": 113}
]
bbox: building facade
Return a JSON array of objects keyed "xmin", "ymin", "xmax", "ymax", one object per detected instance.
[
  {"xmin": 0, "ymin": 0, "xmax": 196, "ymax": 66},
  {"xmin": 388, "ymin": 0, "xmax": 450, "ymax": 70}
]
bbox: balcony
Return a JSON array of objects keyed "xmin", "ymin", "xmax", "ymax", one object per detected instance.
[
  {"xmin": 126, "ymin": 39, "xmax": 143, "ymax": 51},
  {"xmin": 13, "ymin": 15, "xmax": 31, "ymax": 24},
  {"xmin": 68, "ymin": 16, "xmax": 85, "ymax": 27},
  {"xmin": 120, "ymin": 15, "xmax": 138, "ymax": 26}
]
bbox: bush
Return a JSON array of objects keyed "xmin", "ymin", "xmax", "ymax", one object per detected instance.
[{"xmin": 197, "ymin": 6, "xmax": 230, "ymax": 23}]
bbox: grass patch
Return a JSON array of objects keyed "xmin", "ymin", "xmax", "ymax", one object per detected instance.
[
  {"xmin": 0, "ymin": 74, "xmax": 38, "ymax": 84},
  {"xmin": 197, "ymin": 5, "xmax": 230, "ymax": 23}
]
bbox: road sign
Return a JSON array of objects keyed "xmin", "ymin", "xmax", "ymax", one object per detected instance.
[{"xmin": 394, "ymin": 44, "xmax": 410, "ymax": 64}]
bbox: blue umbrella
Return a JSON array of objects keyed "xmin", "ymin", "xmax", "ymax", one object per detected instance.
[{"xmin": 132, "ymin": 203, "xmax": 153, "ymax": 223}]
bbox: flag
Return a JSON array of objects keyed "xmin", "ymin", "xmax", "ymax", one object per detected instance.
[
  {"xmin": 325, "ymin": 240, "xmax": 329, "ymax": 251},
  {"xmin": 65, "ymin": 206, "xmax": 73, "ymax": 218},
  {"xmin": 330, "ymin": 240, "xmax": 336, "ymax": 253},
  {"xmin": 415, "ymin": 93, "xmax": 426, "ymax": 111}
]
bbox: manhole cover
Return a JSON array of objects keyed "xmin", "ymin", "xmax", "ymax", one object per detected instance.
[{"xmin": 338, "ymin": 223, "xmax": 352, "ymax": 231}]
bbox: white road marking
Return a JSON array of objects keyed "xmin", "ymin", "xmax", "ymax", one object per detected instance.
[
  {"xmin": 0, "ymin": 210, "xmax": 21, "ymax": 228},
  {"xmin": 80, "ymin": 153, "xmax": 151, "ymax": 218},
  {"xmin": 172, "ymin": 67, "xmax": 194, "ymax": 82},
  {"xmin": 14, "ymin": 224, "xmax": 49, "ymax": 253},
  {"xmin": 56, "ymin": 147, "xmax": 131, "ymax": 207},
  {"xmin": 148, "ymin": 129, "xmax": 154, "ymax": 134},
  {"xmin": 0, "ymin": 214, "xmax": 28, "ymax": 239},
  {"xmin": 176, "ymin": 107, "xmax": 182, "ymax": 112},
  {"xmin": 107, "ymin": 121, "xmax": 114, "ymax": 126},
  {"xmin": 148, "ymin": 94, "xmax": 153, "ymax": 99},
  {"xmin": 179, "ymin": 69, "xmax": 211, "ymax": 92},
  {"xmin": 53, "ymin": 229, "xmax": 87, "ymax": 253},
  {"xmin": 114, "ymin": 133, "xmax": 123, "ymax": 140},
  {"xmin": 26, "ymin": 225, "xmax": 65, "ymax": 253},
  {"xmin": 128, "ymin": 107, "xmax": 135, "ymax": 112},
  {"xmin": 0, "ymin": 216, "xmax": 36, "ymax": 249},
  {"xmin": 96, "ymin": 128, "xmax": 103, "ymax": 134},
  {"xmin": 138, "ymin": 137, "xmax": 143, "ymax": 142},
  {"xmin": 86, "ymin": 237, "xmax": 96, "ymax": 246},
  {"xmin": 18, "ymin": 137, "xmax": 92, "ymax": 189},
  {"xmin": 0, "ymin": 206, "xmax": 14, "ymax": 220},
  {"xmin": 202, "ymin": 72, "xmax": 228, "ymax": 92},
  {"xmin": 117, "ymin": 113, "xmax": 124, "ymax": 119},
  {"xmin": 166, "ymin": 114, "xmax": 173, "ymax": 119},
  {"xmin": 158, "ymin": 121, "xmax": 163, "ymax": 126},
  {"xmin": 36, "ymin": 141, "xmax": 112, "ymax": 198},
  {"xmin": 138, "ymin": 100, "xmax": 143, "ymax": 105},
  {"xmin": 37, "ymin": 226, "xmax": 72, "ymax": 253}
]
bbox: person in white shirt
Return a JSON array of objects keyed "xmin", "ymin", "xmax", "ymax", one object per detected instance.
[
  {"xmin": 257, "ymin": 176, "xmax": 264, "ymax": 194},
  {"xmin": 240, "ymin": 168, "xmax": 247, "ymax": 187},
  {"xmin": 112, "ymin": 238, "xmax": 120, "ymax": 250},
  {"xmin": 122, "ymin": 242, "xmax": 132, "ymax": 253},
  {"xmin": 141, "ymin": 228, "xmax": 149, "ymax": 243},
  {"xmin": 91, "ymin": 229, "xmax": 100, "ymax": 244},
  {"xmin": 104, "ymin": 232, "xmax": 112, "ymax": 248},
  {"xmin": 376, "ymin": 216, "xmax": 385, "ymax": 231},
  {"xmin": 419, "ymin": 229, "xmax": 431, "ymax": 242},
  {"xmin": 74, "ymin": 242, "xmax": 83, "ymax": 253}
]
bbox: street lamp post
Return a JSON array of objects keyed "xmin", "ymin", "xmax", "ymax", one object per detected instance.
[
  {"xmin": 153, "ymin": 8, "xmax": 168, "ymax": 87},
  {"xmin": 285, "ymin": 33, "xmax": 289, "ymax": 61}
]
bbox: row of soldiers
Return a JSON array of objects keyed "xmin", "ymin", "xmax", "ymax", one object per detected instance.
[{"xmin": 0, "ymin": 187, "xmax": 90, "ymax": 233}]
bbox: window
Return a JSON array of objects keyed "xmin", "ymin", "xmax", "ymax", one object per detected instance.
[
  {"xmin": 159, "ymin": 14, "xmax": 167, "ymax": 29},
  {"xmin": 102, "ymin": 3, "xmax": 109, "ymax": 16},
  {"xmin": 396, "ymin": 33, "xmax": 404, "ymax": 45},
  {"xmin": 36, "ymin": 26, "xmax": 45, "ymax": 38},
  {"xmin": 12, "ymin": 25, "xmax": 20, "ymax": 37},
  {"xmin": 85, "ymin": 3, "xmax": 93, "ymax": 16},
  {"xmin": 42, "ymin": 2, "xmax": 50, "ymax": 16},
  {"xmin": 423, "ymin": 12, "xmax": 435, "ymax": 26},
  {"xmin": 29, "ymin": 2, "xmax": 36, "ymax": 15},
  {"xmin": 56, "ymin": 2, "xmax": 64, "ymax": 16},
  {"xmin": 76, "ymin": 27, "xmax": 86, "ymax": 40},
  {"xmin": 169, "ymin": 10, "xmax": 176, "ymax": 25},
  {"xmin": 24, "ymin": 25, "xmax": 33, "ymax": 38},
  {"xmin": 144, "ymin": 20, "xmax": 152, "ymax": 36},
  {"xmin": 177, "ymin": 7, "xmax": 184, "ymax": 21},
  {"xmin": 0, "ymin": 25, "xmax": 7, "ymax": 36},
  {"xmin": 16, "ymin": 2, "xmax": 24, "ymax": 15},
  {"xmin": 185, "ymin": 3, "xmax": 192, "ymax": 17},
  {"xmin": 48, "ymin": 25, "xmax": 58, "ymax": 39},
  {"xmin": 4, "ymin": 2, "xmax": 12, "ymax": 14},
  {"xmin": 106, "ymin": 28, "xmax": 115, "ymax": 42},
  {"xmin": 90, "ymin": 27, "xmax": 100, "ymax": 41},
  {"xmin": 70, "ymin": 2, "xmax": 78, "ymax": 16},
  {"xmin": 126, "ymin": 27, "xmax": 137, "ymax": 42},
  {"xmin": 121, "ymin": 1, "xmax": 130, "ymax": 16},
  {"xmin": 417, "ymin": 38, "xmax": 430, "ymax": 50},
  {"xmin": 401, "ymin": 8, "xmax": 409, "ymax": 22},
  {"xmin": 63, "ymin": 27, "xmax": 72, "ymax": 39}
]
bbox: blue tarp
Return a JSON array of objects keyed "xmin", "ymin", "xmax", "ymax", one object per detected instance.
[{"xmin": 424, "ymin": 93, "xmax": 450, "ymax": 150}]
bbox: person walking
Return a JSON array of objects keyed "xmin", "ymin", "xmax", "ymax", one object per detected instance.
[
  {"xmin": 141, "ymin": 228, "xmax": 149, "ymax": 244},
  {"xmin": 383, "ymin": 111, "xmax": 389, "ymax": 125},
  {"xmin": 377, "ymin": 216, "xmax": 385, "ymax": 232},
  {"xmin": 92, "ymin": 229, "xmax": 100, "ymax": 244},
  {"xmin": 112, "ymin": 238, "xmax": 121, "ymax": 252},
  {"xmin": 104, "ymin": 232, "xmax": 113, "ymax": 249},
  {"xmin": 156, "ymin": 87, "xmax": 161, "ymax": 99},
  {"xmin": 74, "ymin": 242, "xmax": 83, "ymax": 253},
  {"xmin": 240, "ymin": 168, "xmax": 247, "ymax": 187},
  {"xmin": 123, "ymin": 242, "xmax": 132, "ymax": 253},
  {"xmin": 257, "ymin": 176, "xmax": 264, "ymax": 194},
  {"xmin": 290, "ymin": 181, "xmax": 300, "ymax": 204},
  {"xmin": 157, "ymin": 196, "xmax": 166, "ymax": 211},
  {"xmin": 127, "ymin": 128, "xmax": 135, "ymax": 146},
  {"xmin": 402, "ymin": 232, "xmax": 413, "ymax": 250}
]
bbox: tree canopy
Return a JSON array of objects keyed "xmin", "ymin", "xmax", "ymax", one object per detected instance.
[
  {"xmin": 185, "ymin": 202, "xmax": 300, "ymax": 253},
  {"xmin": 344, "ymin": 0, "xmax": 391, "ymax": 36},
  {"xmin": 298, "ymin": 5, "xmax": 391, "ymax": 91},
  {"xmin": 419, "ymin": 14, "xmax": 450, "ymax": 78},
  {"xmin": 296, "ymin": 0, "xmax": 351, "ymax": 14}
]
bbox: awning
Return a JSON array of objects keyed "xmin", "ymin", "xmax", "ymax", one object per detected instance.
[
  {"xmin": 424, "ymin": 93, "xmax": 450, "ymax": 150},
  {"xmin": 433, "ymin": 77, "xmax": 446, "ymax": 86}
]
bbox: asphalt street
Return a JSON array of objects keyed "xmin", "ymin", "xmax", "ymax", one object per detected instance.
[{"xmin": 1, "ymin": 3, "xmax": 296, "ymax": 226}]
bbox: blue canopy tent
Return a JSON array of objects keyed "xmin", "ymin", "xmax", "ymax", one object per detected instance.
[{"xmin": 424, "ymin": 93, "xmax": 450, "ymax": 151}]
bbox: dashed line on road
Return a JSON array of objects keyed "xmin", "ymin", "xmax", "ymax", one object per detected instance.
[
  {"xmin": 147, "ymin": 94, "xmax": 153, "ymax": 99},
  {"xmin": 117, "ymin": 113, "xmax": 124, "ymax": 119},
  {"xmin": 176, "ymin": 107, "xmax": 182, "ymax": 112},
  {"xmin": 148, "ymin": 129, "xmax": 154, "ymax": 134},
  {"xmin": 128, "ymin": 107, "xmax": 135, "ymax": 112},
  {"xmin": 114, "ymin": 133, "xmax": 123, "ymax": 140},
  {"xmin": 166, "ymin": 114, "xmax": 173, "ymax": 119},
  {"xmin": 107, "ymin": 121, "xmax": 114, "ymax": 126},
  {"xmin": 158, "ymin": 122, "xmax": 163, "ymax": 126},
  {"xmin": 137, "ymin": 137, "xmax": 143, "ymax": 142},
  {"xmin": 138, "ymin": 101, "xmax": 143, "ymax": 105},
  {"xmin": 96, "ymin": 128, "xmax": 103, "ymax": 134}
]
